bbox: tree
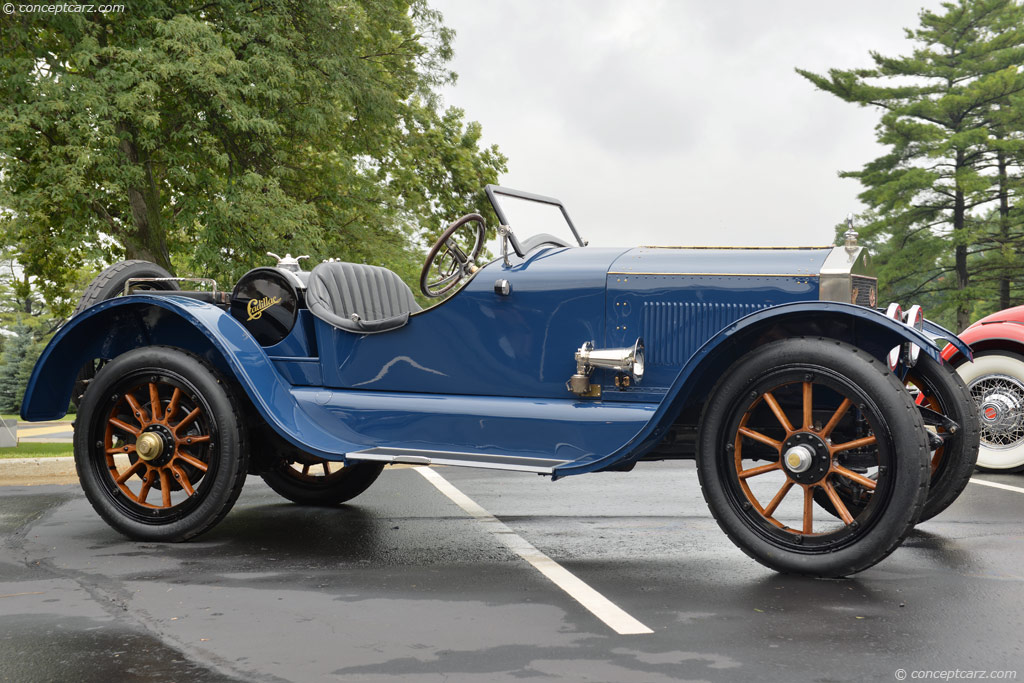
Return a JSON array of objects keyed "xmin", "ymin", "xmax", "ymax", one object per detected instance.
[
  {"xmin": 798, "ymin": 0, "xmax": 1024, "ymax": 330},
  {"xmin": 0, "ymin": 318, "xmax": 42, "ymax": 414},
  {"xmin": 0, "ymin": 1, "xmax": 506, "ymax": 306}
]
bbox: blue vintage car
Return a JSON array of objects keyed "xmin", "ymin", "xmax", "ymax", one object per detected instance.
[{"xmin": 21, "ymin": 186, "xmax": 979, "ymax": 577}]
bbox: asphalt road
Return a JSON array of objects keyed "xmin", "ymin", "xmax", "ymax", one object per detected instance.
[{"xmin": 1, "ymin": 462, "xmax": 1021, "ymax": 682}]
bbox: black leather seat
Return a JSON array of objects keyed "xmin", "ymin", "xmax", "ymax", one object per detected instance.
[{"xmin": 306, "ymin": 261, "xmax": 421, "ymax": 334}]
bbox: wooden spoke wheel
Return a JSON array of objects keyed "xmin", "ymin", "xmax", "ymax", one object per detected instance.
[
  {"xmin": 698, "ymin": 339, "xmax": 930, "ymax": 577},
  {"xmin": 74, "ymin": 346, "xmax": 247, "ymax": 541},
  {"xmin": 260, "ymin": 454, "xmax": 384, "ymax": 506},
  {"xmin": 814, "ymin": 354, "xmax": 979, "ymax": 523}
]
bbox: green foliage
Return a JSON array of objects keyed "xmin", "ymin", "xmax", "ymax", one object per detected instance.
[
  {"xmin": 800, "ymin": 0, "xmax": 1024, "ymax": 330},
  {"xmin": 0, "ymin": 1, "xmax": 506, "ymax": 304},
  {"xmin": 0, "ymin": 318, "xmax": 44, "ymax": 414}
]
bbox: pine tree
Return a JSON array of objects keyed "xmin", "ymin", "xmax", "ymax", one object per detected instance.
[
  {"xmin": 0, "ymin": 320, "xmax": 34, "ymax": 414},
  {"xmin": 798, "ymin": 0, "xmax": 1024, "ymax": 330}
]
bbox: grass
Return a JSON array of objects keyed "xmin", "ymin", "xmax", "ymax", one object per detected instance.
[{"xmin": 0, "ymin": 443, "xmax": 74, "ymax": 459}]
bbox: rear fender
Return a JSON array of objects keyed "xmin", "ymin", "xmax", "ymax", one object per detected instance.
[
  {"xmin": 554, "ymin": 301, "xmax": 942, "ymax": 477},
  {"xmin": 20, "ymin": 295, "xmax": 363, "ymax": 456}
]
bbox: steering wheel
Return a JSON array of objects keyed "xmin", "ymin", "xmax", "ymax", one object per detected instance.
[{"xmin": 420, "ymin": 213, "xmax": 487, "ymax": 298}]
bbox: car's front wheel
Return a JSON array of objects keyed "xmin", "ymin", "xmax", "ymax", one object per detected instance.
[
  {"xmin": 74, "ymin": 346, "xmax": 248, "ymax": 541},
  {"xmin": 953, "ymin": 350, "xmax": 1024, "ymax": 473},
  {"xmin": 697, "ymin": 338, "xmax": 931, "ymax": 577}
]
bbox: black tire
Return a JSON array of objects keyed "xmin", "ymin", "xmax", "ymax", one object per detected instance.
[
  {"xmin": 814, "ymin": 354, "xmax": 980, "ymax": 522},
  {"xmin": 73, "ymin": 346, "xmax": 248, "ymax": 541},
  {"xmin": 697, "ymin": 338, "xmax": 931, "ymax": 577},
  {"xmin": 72, "ymin": 260, "xmax": 179, "ymax": 406},
  {"xmin": 260, "ymin": 456, "xmax": 384, "ymax": 506},
  {"xmin": 952, "ymin": 350, "xmax": 1024, "ymax": 473}
]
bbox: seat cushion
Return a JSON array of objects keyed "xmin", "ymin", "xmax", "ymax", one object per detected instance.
[{"xmin": 306, "ymin": 261, "xmax": 421, "ymax": 334}]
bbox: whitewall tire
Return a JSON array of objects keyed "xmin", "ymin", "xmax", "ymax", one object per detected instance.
[{"xmin": 954, "ymin": 350, "xmax": 1024, "ymax": 472}]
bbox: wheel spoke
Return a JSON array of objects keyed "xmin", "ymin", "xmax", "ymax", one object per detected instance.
[
  {"xmin": 822, "ymin": 481, "xmax": 855, "ymax": 525},
  {"xmin": 301, "ymin": 463, "xmax": 310, "ymax": 476},
  {"xmin": 108, "ymin": 417, "xmax": 140, "ymax": 436},
  {"xmin": 321, "ymin": 462, "xmax": 330, "ymax": 476},
  {"xmin": 802, "ymin": 381, "xmax": 813, "ymax": 430},
  {"xmin": 148, "ymin": 382, "xmax": 163, "ymax": 421},
  {"xmin": 115, "ymin": 459, "xmax": 146, "ymax": 484},
  {"xmin": 105, "ymin": 444, "xmax": 135, "ymax": 455},
  {"xmin": 738, "ymin": 427, "xmax": 782, "ymax": 450},
  {"xmin": 174, "ymin": 451, "xmax": 209, "ymax": 472},
  {"xmin": 803, "ymin": 486, "xmax": 814, "ymax": 534},
  {"xmin": 830, "ymin": 435, "xmax": 877, "ymax": 455},
  {"xmin": 762, "ymin": 391, "xmax": 795, "ymax": 433},
  {"xmin": 170, "ymin": 464, "xmax": 195, "ymax": 496},
  {"xmin": 737, "ymin": 461, "xmax": 781, "ymax": 479},
  {"xmin": 174, "ymin": 407, "xmax": 201, "ymax": 433},
  {"xmin": 138, "ymin": 471, "xmax": 155, "ymax": 505},
  {"xmin": 184, "ymin": 434, "xmax": 210, "ymax": 445},
  {"xmin": 158, "ymin": 469, "xmax": 172, "ymax": 508},
  {"xmin": 832, "ymin": 464, "xmax": 878, "ymax": 491},
  {"xmin": 123, "ymin": 391, "xmax": 150, "ymax": 424},
  {"xmin": 820, "ymin": 398, "xmax": 852, "ymax": 438},
  {"xmin": 763, "ymin": 479, "xmax": 794, "ymax": 517},
  {"xmin": 165, "ymin": 388, "xmax": 182, "ymax": 422}
]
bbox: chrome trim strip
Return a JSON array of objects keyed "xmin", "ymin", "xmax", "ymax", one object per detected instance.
[{"xmin": 347, "ymin": 447, "xmax": 569, "ymax": 474}]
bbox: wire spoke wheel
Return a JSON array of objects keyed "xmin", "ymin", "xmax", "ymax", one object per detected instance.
[
  {"xmin": 953, "ymin": 350, "xmax": 1024, "ymax": 472},
  {"xmin": 698, "ymin": 339, "xmax": 930, "ymax": 577}
]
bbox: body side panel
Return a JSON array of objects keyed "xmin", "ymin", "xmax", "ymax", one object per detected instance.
[{"xmin": 315, "ymin": 247, "xmax": 629, "ymax": 398}]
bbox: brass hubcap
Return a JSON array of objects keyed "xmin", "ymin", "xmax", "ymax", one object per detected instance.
[
  {"xmin": 784, "ymin": 445, "xmax": 814, "ymax": 473},
  {"xmin": 136, "ymin": 432, "xmax": 164, "ymax": 461}
]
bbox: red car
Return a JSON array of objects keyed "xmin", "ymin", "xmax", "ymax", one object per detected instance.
[{"xmin": 942, "ymin": 305, "xmax": 1024, "ymax": 472}]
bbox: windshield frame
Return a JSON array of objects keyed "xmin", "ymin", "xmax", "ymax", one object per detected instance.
[{"xmin": 484, "ymin": 184, "xmax": 586, "ymax": 251}]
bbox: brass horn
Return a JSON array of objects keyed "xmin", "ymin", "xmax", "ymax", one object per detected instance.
[{"xmin": 567, "ymin": 338, "xmax": 644, "ymax": 395}]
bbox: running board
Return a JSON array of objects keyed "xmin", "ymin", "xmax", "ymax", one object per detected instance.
[{"xmin": 347, "ymin": 447, "xmax": 569, "ymax": 474}]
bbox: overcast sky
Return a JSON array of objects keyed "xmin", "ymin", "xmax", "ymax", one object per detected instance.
[{"xmin": 433, "ymin": 0, "xmax": 944, "ymax": 248}]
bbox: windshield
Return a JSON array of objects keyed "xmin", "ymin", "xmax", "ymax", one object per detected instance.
[{"xmin": 485, "ymin": 185, "xmax": 584, "ymax": 255}]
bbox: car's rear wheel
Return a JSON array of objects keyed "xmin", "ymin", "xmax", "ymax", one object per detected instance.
[
  {"xmin": 953, "ymin": 350, "xmax": 1024, "ymax": 472},
  {"xmin": 260, "ymin": 456, "xmax": 384, "ymax": 506},
  {"xmin": 697, "ymin": 338, "xmax": 930, "ymax": 577},
  {"xmin": 74, "ymin": 346, "xmax": 247, "ymax": 541}
]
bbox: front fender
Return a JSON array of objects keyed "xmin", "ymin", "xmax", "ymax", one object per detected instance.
[
  {"xmin": 554, "ymin": 301, "xmax": 943, "ymax": 478},
  {"xmin": 20, "ymin": 295, "xmax": 365, "ymax": 457},
  {"xmin": 941, "ymin": 319, "xmax": 1024, "ymax": 363}
]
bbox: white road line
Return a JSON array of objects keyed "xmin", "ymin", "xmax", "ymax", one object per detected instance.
[
  {"xmin": 416, "ymin": 467, "xmax": 654, "ymax": 636},
  {"xmin": 969, "ymin": 478, "xmax": 1024, "ymax": 495}
]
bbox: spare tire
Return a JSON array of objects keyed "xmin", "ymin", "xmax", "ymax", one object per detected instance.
[
  {"xmin": 72, "ymin": 259, "xmax": 179, "ymax": 317},
  {"xmin": 72, "ymin": 260, "xmax": 180, "ymax": 405}
]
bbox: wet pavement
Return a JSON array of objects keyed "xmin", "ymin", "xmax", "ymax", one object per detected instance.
[{"xmin": 0, "ymin": 462, "xmax": 1021, "ymax": 682}]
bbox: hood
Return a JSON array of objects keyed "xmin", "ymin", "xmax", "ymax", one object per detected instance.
[{"xmin": 608, "ymin": 246, "xmax": 833, "ymax": 276}]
